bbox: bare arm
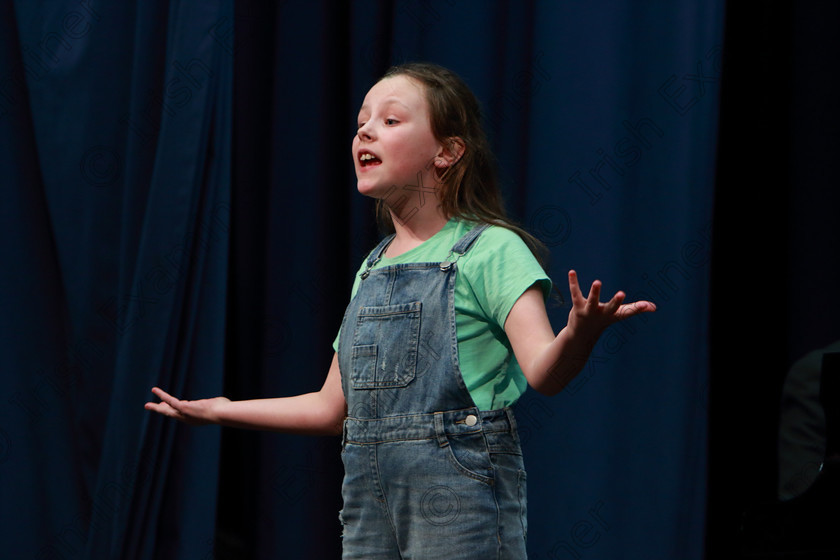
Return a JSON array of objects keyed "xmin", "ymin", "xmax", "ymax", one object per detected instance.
[
  {"xmin": 505, "ymin": 270, "xmax": 656, "ymax": 396},
  {"xmin": 144, "ymin": 353, "xmax": 347, "ymax": 436}
]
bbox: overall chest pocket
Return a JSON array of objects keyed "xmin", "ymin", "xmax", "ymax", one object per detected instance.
[{"xmin": 351, "ymin": 301, "xmax": 421, "ymax": 389}]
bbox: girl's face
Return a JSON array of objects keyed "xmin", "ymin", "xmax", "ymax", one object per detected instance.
[{"xmin": 353, "ymin": 75, "xmax": 443, "ymax": 201}]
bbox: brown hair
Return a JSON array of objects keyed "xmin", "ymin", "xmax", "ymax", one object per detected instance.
[{"xmin": 375, "ymin": 62, "xmax": 550, "ymax": 270}]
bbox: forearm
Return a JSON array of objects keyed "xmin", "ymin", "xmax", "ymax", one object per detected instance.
[
  {"xmin": 525, "ymin": 325, "xmax": 602, "ymax": 396},
  {"xmin": 146, "ymin": 356, "xmax": 348, "ymax": 433},
  {"xmin": 213, "ymin": 392, "xmax": 345, "ymax": 435}
]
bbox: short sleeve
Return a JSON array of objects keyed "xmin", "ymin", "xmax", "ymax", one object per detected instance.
[{"xmin": 460, "ymin": 226, "xmax": 552, "ymax": 330}]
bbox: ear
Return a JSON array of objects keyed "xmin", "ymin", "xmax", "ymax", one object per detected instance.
[{"xmin": 434, "ymin": 137, "xmax": 465, "ymax": 168}]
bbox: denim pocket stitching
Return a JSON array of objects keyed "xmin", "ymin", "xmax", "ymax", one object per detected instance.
[
  {"xmin": 350, "ymin": 301, "xmax": 421, "ymax": 390},
  {"xmin": 440, "ymin": 432, "xmax": 495, "ymax": 486}
]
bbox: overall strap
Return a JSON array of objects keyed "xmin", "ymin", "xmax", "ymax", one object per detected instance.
[
  {"xmin": 360, "ymin": 233, "xmax": 396, "ymax": 279},
  {"xmin": 439, "ymin": 223, "xmax": 490, "ymax": 271}
]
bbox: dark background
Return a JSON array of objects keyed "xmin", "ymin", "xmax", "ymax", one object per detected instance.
[{"xmin": 709, "ymin": 0, "xmax": 840, "ymax": 558}]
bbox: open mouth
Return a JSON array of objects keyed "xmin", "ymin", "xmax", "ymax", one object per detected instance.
[{"xmin": 359, "ymin": 151, "xmax": 382, "ymax": 167}]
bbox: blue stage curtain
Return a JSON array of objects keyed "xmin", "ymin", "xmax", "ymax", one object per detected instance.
[
  {"xmin": 0, "ymin": 1, "xmax": 723, "ymax": 559},
  {"xmin": 0, "ymin": 1, "xmax": 232, "ymax": 558}
]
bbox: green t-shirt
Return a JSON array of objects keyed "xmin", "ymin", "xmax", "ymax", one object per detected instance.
[{"xmin": 333, "ymin": 219, "xmax": 552, "ymax": 410}]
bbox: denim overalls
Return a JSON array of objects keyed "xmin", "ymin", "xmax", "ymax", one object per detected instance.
[{"xmin": 337, "ymin": 225, "xmax": 528, "ymax": 559}]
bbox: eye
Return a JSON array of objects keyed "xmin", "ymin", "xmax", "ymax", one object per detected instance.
[{"xmin": 385, "ymin": 118, "xmax": 399, "ymax": 125}]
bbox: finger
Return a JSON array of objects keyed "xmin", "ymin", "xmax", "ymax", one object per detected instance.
[
  {"xmin": 587, "ymin": 280, "xmax": 602, "ymax": 307},
  {"xmin": 144, "ymin": 401, "xmax": 165, "ymax": 414},
  {"xmin": 632, "ymin": 300, "xmax": 657, "ymax": 313},
  {"xmin": 615, "ymin": 300, "xmax": 657, "ymax": 319},
  {"xmin": 568, "ymin": 270, "xmax": 586, "ymax": 304},
  {"xmin": 151, "ymin": 387, "xmax": 183, "ymax": 410},
  {"xmin": 603, "ymin": 291, "xmax": 626, "ymax": 315},
  {"xmin": 145, "ymin": 401, "xmax": 178, "ymax": 417},
  {"xmin": 151, "ymin": 386, "xmax": 175, "ymax": 402}
]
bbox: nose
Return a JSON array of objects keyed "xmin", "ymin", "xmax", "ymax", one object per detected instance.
[{"xmin": 357, "ymin": 121, "xmax": 374, "ymax": 141}]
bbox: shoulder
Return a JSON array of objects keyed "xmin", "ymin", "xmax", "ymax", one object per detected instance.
[
  {"xmin": 460, "ymin": 222, "xmax": 551, "ymax": 294},
  {"xmin": 477, "ymin": 222, "xmax": 530, "ymax": 244},
  {"xmin": 458, "ymin": 221, "xmax": 552, "ymax": 326},
  {"xmin": 465, "ymin": 222, "xmax": 539, "ymax": 262}
]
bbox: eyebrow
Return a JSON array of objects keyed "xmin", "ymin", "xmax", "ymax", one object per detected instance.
[{"xmin": 359, "ymin": 98, "xmax": 412, "ymax": 113}]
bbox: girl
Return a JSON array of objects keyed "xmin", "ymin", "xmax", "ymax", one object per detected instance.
[{"xmin": 146, "ymin": 62, "xmax": 655, "ymax": 559}]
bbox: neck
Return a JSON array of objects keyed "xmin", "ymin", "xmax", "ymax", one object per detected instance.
[{"xmin": 384, "ymin": 203, "xmax": 450, "ymax": 256}]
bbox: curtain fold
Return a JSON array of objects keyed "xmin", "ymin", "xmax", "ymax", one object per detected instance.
[{"xmin": 1, "ymin": 1, "xmax": 232, "ymax": 558}]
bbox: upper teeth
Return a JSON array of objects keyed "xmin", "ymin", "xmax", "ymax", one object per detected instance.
[{"xmin": 360, "ymin": 154, "xmax": 375, "ymax": 161}]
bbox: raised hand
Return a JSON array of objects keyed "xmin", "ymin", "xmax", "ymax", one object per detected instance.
[
  {"xmin": 566, "ymin": 269, "xmax": 656, "ymax": 339},
  {"xmin": 144, "ymin": 387, "xmax": 230, "ymax": 426}
]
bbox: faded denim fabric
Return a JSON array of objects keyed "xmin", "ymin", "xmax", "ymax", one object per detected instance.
[{"xmin": 338, "ymin": 225, "xmax": 528, "ymax": 559}]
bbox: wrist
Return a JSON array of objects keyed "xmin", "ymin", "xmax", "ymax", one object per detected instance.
[{"xmin": 206, "ymin": 397, "xmax": 232, "ymax": 426}]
